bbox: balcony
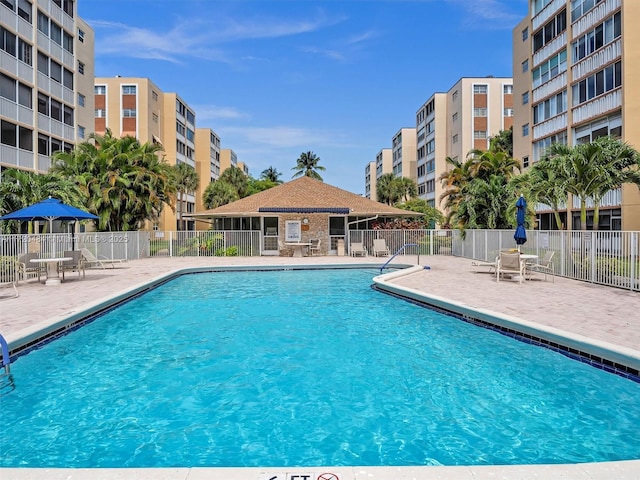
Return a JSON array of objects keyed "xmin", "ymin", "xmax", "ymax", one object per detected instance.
[
  {"xmin": 571, "ymin": 39, "xmax": 621, "ymax": 81},
  {"xmin": 572, "ymin": 0, "xmax": 621, "ymax": 37},
  {"xmin": 572, "ymin": 189, "xmax": 621, "ymax": 209},
  {"xmin": 571, "ymin": 89, "xmax": 622, "ymax": 124},
  {"xmin": 533, "ymin": 32, "xmax": 567, "ymax": 68},
  {"xmin": 533, "ymin": 72, "xmax": 567, "ymax": 103},
  {"xmin": 532, "ymin": 0, "xmax": 565, "ymax": 30},
  {"xmin": 533, "ymin": 113, "xmax": 567, "ymax": 140}
]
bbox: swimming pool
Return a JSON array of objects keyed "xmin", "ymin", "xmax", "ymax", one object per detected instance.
[{"xmin": 1, "ymin": 267, "xmax": 640, "ymax": 468}]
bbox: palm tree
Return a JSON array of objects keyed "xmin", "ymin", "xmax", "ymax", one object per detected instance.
[
  {"xmin": 173, "ymin": 162, "xmax": 199, "ymax": 230},
  {"xmin": 260, "ymin": 166, "xmax": 283, "ymax": 184},
  {"xmin": 525, "ymin": 156, "xmax": 569, "ymax": 230},
  {"xmin": 202, "ymin": 180, "xmax": 239, "ymax": 208},
  {"xmin": 396, "ymin": 177, "xmax": 418, "ymax": 202},
  {"xmin": 292, "ymin": 151, "xmax": 325, "ymax": 180},
  {"xmin": 219, "ymin": 166, "xmax": 248, "ymax": 198},
  {"xmin": 52, "ymin": 129, "xmax": 176, "ymax": 231},
  {"xmin": 376, "ymin": 173, "xmax": 401, "ymax": 205},
  {"xmin": 0, "ymin": 168, "xmax": 84, "ymax": 233}
]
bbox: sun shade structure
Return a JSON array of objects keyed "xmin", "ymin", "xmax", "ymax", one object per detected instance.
[{"xmin": 0, "ymin": 197, "xmax": 98, "ymax": 232}]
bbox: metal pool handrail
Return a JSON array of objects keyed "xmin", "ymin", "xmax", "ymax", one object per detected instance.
[
  {"xmin": 0, "ymin": 333, "xmax": 10, "ymax": 374},
  {"xmin": 380, "ymin": 243, "xmax": 419, "ymax": 273}
]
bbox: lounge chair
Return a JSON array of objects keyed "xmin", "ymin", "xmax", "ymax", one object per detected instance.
[
  {"xmin": 0, "ymin": 257, "xmax": 20, "ymax": 299},
  {"xmin": 80, "ymin": 248, "xmax": 126, "ymax": 269},
  {"xmin": 59, "ymin": 250, "xmax": 86, "ymax": 280},
  {"xmin": 350, "ymin": 242, "xmax": 367, "ymax": 257},
  {"xmin": 308, "ymin": 239, "xmax": 321, "ymax": 256},
  {"xmin": 17, "ymin": 252, "xmax": 44, "ymax": 283},
  {"xmin": 526, "ymin": 250, "xmax": 555, "ymax": 282},
  {"xmin": 496, "ymin": 251, "xmax": 525, "ymax": 284},
  {"xmin": 372, "ymin": 239, "xmax": 391, "ymax": 257},
  {"xmin": 471, "ymin": 257, "xmax": 497, "ymax": 273}
]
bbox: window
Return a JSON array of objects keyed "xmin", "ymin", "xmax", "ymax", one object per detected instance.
[
  {"xmin": 62, "ymin": 68, "xmax": 73, "ymax": 89},
  {"xmin": 452, "ymin": 112, "xmax": 458, "ymax": 122},
  {"xmin": 78, "ymin": 93, "xmax": 85, "ymax": 107},
  {"xmin": 37, "ymin": 51, "xmax": 48, "ymax": 75},
  {"xmin": 532, "ymin": 49, "xmax": 567, "ymax": 88},
  {"xmin": 17, "ymin": 38, "xmax": 31, "ymax": 65},
  {"xmin": 78, "ymin": 125, "xmax": 85, "ymax": 139},
  {"xmin": 504, "ymin": 85, "xmax": 513, "ymax": 94},
  {"xmin": 77, "ymin": 61, "xmax": 84, "ymax": 75},
  {"xmin": 1, "ymin": 119, "xmax": 17, "ymax": 147},
  {"xmin": 523, "ymin": 156, "xmax": 529, "ymax": 168},
  {"xmin": 95, "ymin": 108, "xmax": 105, "ymax": 118},
  {"xmin": 452, "ymin": 134, "xmax": 458, "ymax": 144},
  {"xmin": 473, "ymin": 108, "xmax": 487, "ymax": 117},
  {"xmin": 0, "ymin": 73, "xmax": 16, "ymax": 104},
  {"xmin": 78, "ymin": 28, "xmax": 84, "ymax": 42},
  {"xmin": 17, "ymin": 0, "xmax": 31, "ymax": 23},
  {"xmin": 122, "ymin": 85, "xmax": 136, "ymax": 95},
  {"xmin": 474, "ymin": 130, "xmax": 487, "ymax": 139},
  {"xmin": 522, "ymin": 124, "xmax": 529, "ymax": 137},
  {"xmin": 572, "ymin": 0, "xmax": 605, "ymax": 22},
  {"xmin": 63, "ymin": 105, "xmax": 73, "ymax": 125},
  {"xmin": 504, "ymin": 108, "xmax": 514, "ymax": 117},
  {"xmin": 50, "ymin": 21, "xmax": 62, "ymax": 45},
  {"xmin": 18, "ymin": 125, "xmax": 32, "ymax": 150},
  {"xmin": 473, "ymin": 84, "xmax": 488, "ymax": 94},
  {"xmin": 0, "ymin": 25, "xmax": 16, "ymax": 56},
  {"xmin": 123, "ymin": 109, "xmax": 136, "ymax": 117},
  {"xmin": 50, "ymin": 98, "xmax": 62, "ymax": 121},
  {"xmin": 452, "ymin": 90, "xmax": 458, "ymax": 101},
  {"xmin": 522, "ymin": 27, "xmax": 528, "ymax": 41},
  {"xmin": 18, "ymin": 82, "xmax": 31, "ymax": 107},
  {"xmin": 572, "ymin": 12, "xmax": 621, "ymax": 63},
  {"xmin": 522, "ymin": 59, "xmax": 529, "ymax": 73},
  {"xmin": 571, "ymin": 61, "xmax": 622, "ymax": 106},
  {"xmin": 50, "ymin": 60, "xmax": 62, "ymax": 83},
  {"xmin": 532, "ymin": 9, "xmax": 566, "ymax": 53},
  {"xmin": 38, "ymin": 133, "xmax": 49, "ymax": 155},
  {"xmin": 522, "ymin": 91, "xmax": 529, "ymax": 104},
  {"xmin": 94, "ymin": 85, "xmax": 106, "ymax": 95},
  {"xmin": 533, "ymin": 90, "xmax": 568, "ymax": 125},
  {"xmin": 152, "ymin": 112, "xmax": 158, "ymax": 123},
  {"xmin": 38, "ymin": 92, "xmax": 48, "ymax": 115},
  {"xmin": 37, "ymin": 10, "xmax": 48, "ymax": 35},
  {"xmin": 62, "ymin": 31, "xmax": 73, "ymax": 54},
  {"xmin": 1, "ymin": 0, "xmax": 14, "ymax": 10},
  {"xmin": 152, "ymin": 91, "xmax": 158, "ymax": 101}
]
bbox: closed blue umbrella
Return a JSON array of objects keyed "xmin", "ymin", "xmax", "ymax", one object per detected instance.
[{"xmin": 514, "ymin": 195, "xmax": 527, "ymax": 250}]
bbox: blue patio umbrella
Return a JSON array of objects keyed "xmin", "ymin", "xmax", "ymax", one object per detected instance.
[
  {"xmin": 514, "ymin": 195, "xmax": 527, "ymax": 250},
  {"xmin": 0, "ymin": 197, "xmax": 98, "ymax": 232}
]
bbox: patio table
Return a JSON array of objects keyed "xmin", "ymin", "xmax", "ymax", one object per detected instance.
[{"xmin": 31, "ymin": 257, "xmax": 72, "ymax": 286}]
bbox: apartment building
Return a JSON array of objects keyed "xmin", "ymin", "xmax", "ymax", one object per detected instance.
[
  {"xmin": 391, "ymin": 128, "xmax": 417, "ymax": 181},
  {"xmin": 219, "ymin": 148, "xmax": 237, "ymax": 173},
  {"xmin": 365, "ymin": 148, "xmax": 392, "ymax": 201},
  {"xmin": 415, "ymin": 77, "xmax": 514, "ymax": 208},
  {"xmin": 513, "ymin": 0, "xmax": 640, "ymax": 230},
  {"xmin": 194, "ymin": 127, "xmax": 221, "ymax": 230},
  {"xmin": 0, "ymin": 0, "xmax": 94, "ymax": 175},
  {"xmin": 94, "ymin": 77, "xmax": 200, "ymax": 231}
]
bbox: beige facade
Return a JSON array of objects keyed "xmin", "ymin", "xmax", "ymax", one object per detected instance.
[
  {"xmin": 392, "ymin": 128, "xmax": 417, "ymax": 180},
  {"xmin": 415, "ymin": 77, "xmax": 513, "ymax": 212},
  {"xmin": 513, "ymin": 0, "xmax": 640, "ymax": 230},
  {"xmin": 219, "ymin": 148, "xmax": 238, "ymax": 173},
  {"xmin": 93, "ymin": 78, "xmax": 200, "ymax": 231},
  {"xmin": 194, "ymin": 128, "xmax": 221, "ymax": 230},
  {"xmin": 366, "ymin": 148, "xmax": 392, "ymax": 201},
  {"xmin": 0, "ymin": 1, "xmax": 94, "ymax": 175}
]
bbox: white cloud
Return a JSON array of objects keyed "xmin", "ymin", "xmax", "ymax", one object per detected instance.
[{"xmin": 193, "ymin": 105, "xmax": 251, "ymax": 122}]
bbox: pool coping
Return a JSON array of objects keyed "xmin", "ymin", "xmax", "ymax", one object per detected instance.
[{"xmin": 3, "ymin": 263, "xmax": 640, "ymax": 480}]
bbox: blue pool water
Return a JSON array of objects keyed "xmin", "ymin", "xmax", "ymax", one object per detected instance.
[{"xmin": 1, "ymin": 268, "xmax": 640, "ymax": 468}]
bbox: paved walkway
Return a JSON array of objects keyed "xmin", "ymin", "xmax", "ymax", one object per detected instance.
[{"xmin": 1, "ymin": 254, "xmax": 639, "ymax": 480}]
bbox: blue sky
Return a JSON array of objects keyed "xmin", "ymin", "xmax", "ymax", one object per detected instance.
[{"xmin": 78, "ymin": 0, "xmax": 528, "ymax": 195}]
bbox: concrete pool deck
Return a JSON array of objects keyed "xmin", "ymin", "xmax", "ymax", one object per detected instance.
[{"xmin": 1, "ymin": 254, "xmax": 639, "ymax": 479}]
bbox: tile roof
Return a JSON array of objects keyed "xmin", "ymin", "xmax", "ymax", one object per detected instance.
[{"xmin": 190, "ymin": 176, "xmax": 415, "ymax": 217}]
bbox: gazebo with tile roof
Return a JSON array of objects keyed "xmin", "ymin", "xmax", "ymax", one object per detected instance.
[{"xmin": 187, "ymin": 176, "xmax": 417, "ymax": 256}]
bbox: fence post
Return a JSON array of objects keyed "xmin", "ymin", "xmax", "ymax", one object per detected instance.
[
  {"xmin": 632, "ymin": 232, "xmax": 638, "ymax": 292},
  {"xmin": 169, "ymin": 231, "xmax": 173, "ymax": 257}
]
